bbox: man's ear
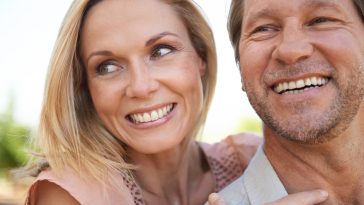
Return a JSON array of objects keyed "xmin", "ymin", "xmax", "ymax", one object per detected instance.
[
  {"xmin": 241, "ymin": 77, "xmax": 246, "ymax": 91},
  {"xmin": 237, "ymin": 61, "xmax": 246, "ymax": 91}
]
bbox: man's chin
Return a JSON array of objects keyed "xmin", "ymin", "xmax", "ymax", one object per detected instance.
[
  {"xmin": 264, "ymin": 116, "xmax": 340, "ymax": 144},
  {"xmin": 278, "ymin": 130, "xmax": 332, "ymax": 145}
]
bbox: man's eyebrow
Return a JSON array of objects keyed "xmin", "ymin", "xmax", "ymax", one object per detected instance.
[
  {"xmin": 243, "ymin": 0, "xmax": 342, "ymax": 29},
  {"xmin": 302, "ymin": 0, "xmax": 346, "ymax": 18},
  {"xmin": 145, "ymin": 31, "xmax": 179, "ymax": 47},
  {"xmin": 243, "ymin": 8, "xmax": 280, "ymax": 30},
  {"xmin": 303, "ymin": 0, "xmax": 338, "ymax": 10}
]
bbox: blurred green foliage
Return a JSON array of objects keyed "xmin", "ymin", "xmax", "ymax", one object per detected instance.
[
  {"xmin": 235, "ymin": 117, "xmax": 263, "ymax": 135},
  {"xmin": 0, "ymin": 99, "xmax": 31, "ymax": 171}
]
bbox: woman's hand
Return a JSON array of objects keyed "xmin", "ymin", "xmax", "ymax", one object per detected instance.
[
  {"xmin": 208, "ymin": 193, "xmax": 227, "ymax": 205},
  {"xmin": 208, "ymin": 190, "xmax": 328, "ymax": 205}
]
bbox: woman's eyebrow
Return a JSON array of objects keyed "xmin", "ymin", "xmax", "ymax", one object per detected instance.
[
  {"xmin": 86, "ymin": 50, "xmax": 114, "ymax": 67},
  {"xmin": 86, "ymin": 32, "xmax": 180, "ymax": 66},
  {"xmin": 145, "ymin": 31, "xmax": 179, "ymax": 47}
]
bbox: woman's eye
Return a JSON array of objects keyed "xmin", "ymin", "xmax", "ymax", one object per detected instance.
[
  {"xmin": 151, "ymin": 45, "xmax": 174, "ymax": 59},
  {"xmin": 96, "ymin": 62, "xmax": 122, "ymax": 75}
]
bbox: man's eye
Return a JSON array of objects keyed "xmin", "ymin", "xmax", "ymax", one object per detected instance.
[
  {"xmin": 251, "ymin": 25, "xmax": 278, "ymax": 34},
  {"xmin": 96, "ymin": 62, "xmax": 122, "ymax": 75},
  {"xmin": 308, "ymin": 17, "xmax": 335, "ymax": 26},
  {"xmin": 151, "ymin": 45, "xmax": 174, "ymax": 59}
]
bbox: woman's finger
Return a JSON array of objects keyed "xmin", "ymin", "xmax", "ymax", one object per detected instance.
[
  {"xmin": 264, "ymin": 189, "xmax": 328, "ymax": 205},
  {"xmin": 207, "ymin": 193, "xmax": 227, "ymax": 205}
]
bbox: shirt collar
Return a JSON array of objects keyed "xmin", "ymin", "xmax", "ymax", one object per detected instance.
[{"xmin": 243, "ymin": 145, "xmax": 288, "ymax": 205}]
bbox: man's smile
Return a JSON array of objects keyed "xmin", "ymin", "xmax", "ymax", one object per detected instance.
[{"xmin": 273, "ymin": 76, "xmax": 330, "ymax": 95}]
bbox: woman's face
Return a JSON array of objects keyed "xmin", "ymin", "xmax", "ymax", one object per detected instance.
[{"xmin": 80, "ymin": 0, "xmax": 206, "ymax": 153}]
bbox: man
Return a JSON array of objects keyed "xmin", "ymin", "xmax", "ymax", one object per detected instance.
[{"xmin": 211, "ymin": 0, "xmax": 364, "ymax": 204}]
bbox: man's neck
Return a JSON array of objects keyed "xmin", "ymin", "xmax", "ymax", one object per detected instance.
[{"xmin": 264, "ymin": 118, "xmax": 364, "ymax": 205}]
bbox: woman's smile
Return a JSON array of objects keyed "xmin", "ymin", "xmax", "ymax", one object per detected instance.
[{"xmin": 126, "ymin": 103, "xmax": 177, "ymax": 128}]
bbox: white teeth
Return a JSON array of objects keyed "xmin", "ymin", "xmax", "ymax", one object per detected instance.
[
  {"xmin": 288, "ymin": 82, "xmax": 296, "ymax": 90},
  {"xmin": 137, "ymin": 114, "xmax": 144, "ymax": 123},
  {"xmin": 129, "ymin": 104, "xmax": 174, "ymax": 124},
  {"xmin": 283, "ymin": 82, "xmax": 289, "ymax": 91},
  {"xmin": 296, "ymin": 80, "xmax": 305, "ymax": 89},
  {"xmin": 143, "ymin": 113, "xmax": 151, "ymax": 122},
  {"xmin": 311, "ymin": 77, "xmax": 318, "ymax": 85},
  {"xmin": 305, "ymin": 78, "xmax": 311, "ymax": 86},
  {"xmin": 151, "ymin": 111, "xmax": 158, "ymax": 121},
  {"xmin": 158, "ymin": 109, "xmax": 163, "ymax": 118},
  {"xmin": 274, "ymin": 76, "xmax": 329, "ymax": 94}
]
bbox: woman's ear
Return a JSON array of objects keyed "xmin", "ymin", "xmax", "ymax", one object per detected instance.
[{"xmin": 199, "ymin": 58, "xmax": 207, "ymax": 77}]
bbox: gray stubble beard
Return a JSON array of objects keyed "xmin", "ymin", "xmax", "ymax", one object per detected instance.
[{"xmin": 246, "ymin": 61, "xmax": 364, "ymax": 144}]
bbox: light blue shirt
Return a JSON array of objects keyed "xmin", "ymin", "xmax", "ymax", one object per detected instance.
[{"xmin": 209, "ymin": 146, "xmax": 288, "ymax": 205}]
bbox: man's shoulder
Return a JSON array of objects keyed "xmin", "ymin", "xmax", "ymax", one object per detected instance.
[
  {"xmin": 215, "ymin": 146, "xmax": 288, "ymax": 205},
  {"xmin": 216, "ymin": 174, "xmax": 250, "ymax": 205}
]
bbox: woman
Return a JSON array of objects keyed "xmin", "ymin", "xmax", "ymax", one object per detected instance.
[
  {"xmin": 25, "ymin": 0, "xmax": 327, "ymax": 204},
  {"xmin": 26, "ymin": 0, "xmax": 259, "ymax": 204}
]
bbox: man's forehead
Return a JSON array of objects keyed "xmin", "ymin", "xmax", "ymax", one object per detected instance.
[
  {"xmin": 242, "ymin": 0, "xmax": 348, "ymax": 22},
  {"xmin": 243, "ymin": 0, "xmax": 341, "ymax": 14}
]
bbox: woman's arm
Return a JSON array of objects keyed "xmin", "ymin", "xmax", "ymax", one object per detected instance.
[{"xmin": 28, "ymin": 180, "xmax": 80, "ymax": 205}]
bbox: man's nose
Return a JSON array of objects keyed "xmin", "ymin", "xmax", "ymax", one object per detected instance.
[
  {"xmin": 125, "ymin": 62, "xmax": 159, "ymax": 98},
  {"xmin": 272, "ymin": 25, "xmax": 314, "ymax": 65}
]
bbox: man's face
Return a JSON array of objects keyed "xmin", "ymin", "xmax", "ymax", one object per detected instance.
[{"xmin": 239, "ymin": 0, "xmax": 364, "ymax": 143}]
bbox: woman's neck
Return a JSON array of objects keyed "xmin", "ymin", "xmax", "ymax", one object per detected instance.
[{"xmin": 128, "ymin": 140, "xmax": 214, "ymax": 205}]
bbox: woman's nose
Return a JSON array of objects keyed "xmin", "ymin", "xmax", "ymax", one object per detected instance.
[
  {"xmin": 272, "ymin": 24, "xmax": 314, "ymax": 65},
  {"xmin": 125, "ymin": 62, "xmax": 159, "ymax": 98}
]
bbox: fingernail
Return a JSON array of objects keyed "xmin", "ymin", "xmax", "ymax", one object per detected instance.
[
  {"xmin": 319, "ymin": 190, "xmax": 329, "ymax": 197},
  {"xmin": 209, "ymin": 193, "xmax": 219, "ymax": 201}
]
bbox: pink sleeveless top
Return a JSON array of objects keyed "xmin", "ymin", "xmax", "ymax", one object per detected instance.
[{"xmin": 26, "ymin": 133, "xmax": 260, "ymax": 205}]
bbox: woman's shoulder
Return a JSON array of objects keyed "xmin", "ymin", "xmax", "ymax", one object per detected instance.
[{"xmin": 26, "ymin": 168, "xmax": 135, "ymax": 205}]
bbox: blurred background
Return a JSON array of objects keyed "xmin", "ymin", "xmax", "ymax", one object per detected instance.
[{"xmin": 0, "ymin": 0, "xmax": 261, "ymax": 204}]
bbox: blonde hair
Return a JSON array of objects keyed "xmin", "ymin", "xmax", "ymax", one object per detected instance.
[{"xmin": 29, "ymin": 0, "xmax": 216, "ymax": 188}]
